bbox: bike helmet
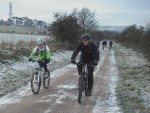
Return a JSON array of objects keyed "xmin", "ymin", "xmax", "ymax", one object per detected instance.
[
  {"xmin": 37, "ymin": 38, "xmax": 45, "ymax": 45},
  {"xmin": 81, "ymin": 34, "xmax": 91, "ymax": 41}
]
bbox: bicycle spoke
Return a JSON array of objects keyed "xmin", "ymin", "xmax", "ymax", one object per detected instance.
[
  {"xmin": 31, "ymin": 72, "xmax": 41, "ymax": 94},
  {"xmin": 43, "ymin": 71, "xmax": 50, "ymax": 89}
]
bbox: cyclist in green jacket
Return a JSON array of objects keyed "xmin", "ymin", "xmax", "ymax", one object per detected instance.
[{"xmin": 29, "ymin": 38, "xmax": 51, "ymax": 74}]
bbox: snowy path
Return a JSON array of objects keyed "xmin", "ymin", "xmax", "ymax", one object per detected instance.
[{"xmin": 0, "ymin": 49, "xmax": 121, "ymax": 113}]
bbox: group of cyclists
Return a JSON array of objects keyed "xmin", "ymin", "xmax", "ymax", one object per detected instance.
[
  {"xmin": 28, "ymin": 33, "xmax": 113, "ymax": 96},
  {"xmin": 102, "ymin": 39, "xmax": 113, "ymax": 50}
]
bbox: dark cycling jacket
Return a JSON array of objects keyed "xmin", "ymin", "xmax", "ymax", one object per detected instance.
[
  {"xmin": 109, "ymin": 41, "xmax": 113, "ymax": 46},
  {"xmin": 71, "ymin": 41, "xmax": 99, "ymax": 63}
]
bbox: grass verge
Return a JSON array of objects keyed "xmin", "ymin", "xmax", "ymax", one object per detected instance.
[
  {"xmin": 0, "ymin": 37, "xmax": 68, "ymax": 63},
  {"xmin": 114, "ymin": 43, "xmax": 150, "ymax": 113}
]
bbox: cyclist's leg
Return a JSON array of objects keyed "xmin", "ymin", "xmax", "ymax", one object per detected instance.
[
  {"xmin": 97, "ymin": 50, "xmax": 100, "ymax": 61},
  {"xmin": 77, "ymin": 60, "xmax": 84, "ymax": 87},
  {"xmin": 88, "ymin": 66, "xmax": 94, "ymax": 90},
  {"xmin": 38, "ymin": 61, "xmax": 47, "ymax": 72},
  {"xmin": 43, "ymin": 63, "xmax": 48, "ymax": 72},
  {"xmin": 38, "ymin": 61, "xmax": 43, "ymax": 68},
  {"xmin": 87, "ymin": 65, "xmax": 94, "ymax": 96},
  {"xmin": 77, "ymin": 64, "xmax": 82, "ymax": 75},
  {"xmin": 42, "ymin": 61, "xmax": 50, "ymax": 79},
  {"xmin": 77, "ymin": 60, "xmax": 84, "ymax": 75},
  {"xmin": 44, "ymin": 60, "xmax": 50, "ymax": 72}
]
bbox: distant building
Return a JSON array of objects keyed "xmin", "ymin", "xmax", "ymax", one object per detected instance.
[
  {"xmin": 0, "ymin": 1, "xmax": 49, "ymax": 32},
  {"xmin": 9, "ymin": 2, "xmax": 13, "ymax": 20},
  {"xmin": 8, "ymin": 2, "xmax": 13, "ymax": 25}
]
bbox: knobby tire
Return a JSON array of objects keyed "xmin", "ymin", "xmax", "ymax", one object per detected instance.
[
  {"xmin": 43, "ymin": 70, "xmax": 50, "ymax": 89},
  {"xmin": 78, "ymin": 75, "xmax": 84, "ymax": 103},
  {"xmin": 31, "ymin": 72, "xmax": 41, "ymax": 94},
  {"xmin": 85, "ymin": 75, "xmax": 88, "ymax": 96}
]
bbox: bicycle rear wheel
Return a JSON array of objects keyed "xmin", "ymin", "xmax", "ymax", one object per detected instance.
[
  {"xmin": 43, "ymin": 70, "xmax": 50, "ymax": 89},
  {"xmin": 31, "ymin": 72, "xmax": 41, "ymax": 94},
  {"xmin": 78, "ymin": 75, "xmax": 84, "ymax": 103}
]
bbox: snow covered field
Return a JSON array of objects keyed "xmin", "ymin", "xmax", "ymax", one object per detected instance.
[
  {"xmin": 114, "ymin": 43, "xmax": 150, "ymax": 112},
  {"xmin": 0, "ymin": 46, "xmax": 122, "ymax": 113},
  {"xmin": 0, "ymin": 33, "xmax": 49, "ymax": 43},
  {"xmin": 0, "ymin": 42, "xmax": 150, "ymax": 113},
  {"xmin": 0, "ymin": 51, "xmax": 72, "ymax": 97}
]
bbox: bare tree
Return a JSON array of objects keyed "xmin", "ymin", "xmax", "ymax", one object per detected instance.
[
  {"xmin": 71, "ymin": 8, "xmax": 78, "ymax": 18},
  {"xmin": 49, "ymin": 13, "xmax": 81, "ymax": 49},
  {"xmin": 49, "ymin": 8, "xmax": 100, "ymax": 49},
  {"xmin": 145, "ymin": 18, "xmax": 150, "ymax": 31},
  {"xmin": 78, "ymin": 8, "xmax": 99, "ymax": 33}
]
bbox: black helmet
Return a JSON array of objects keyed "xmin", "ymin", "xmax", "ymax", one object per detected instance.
[{"xmin": 81, "ymin": 34, "xmax": 91, "ymax": 41}]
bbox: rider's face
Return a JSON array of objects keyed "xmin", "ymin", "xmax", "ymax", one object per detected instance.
[
  {"xmin": 38, "ymin": 44, "xmax": 43, "ymax": 49},
  {"xmin": 83, "ymin": 40, "xmax": 89, "ymax": 46}
]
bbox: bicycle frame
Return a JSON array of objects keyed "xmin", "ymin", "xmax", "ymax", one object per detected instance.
[
  {"xmin": 81, "ymin": 64, "xmax": 88, "ymax": 90},
  {"xmin": 30, "ymin": 59, "xmax": 50, "ymax": 94},
  {"xmin": 77, "ymin": 63, "xmax": 92, "ymax": 103},
  {"xmin": 34, "ymin": 61, "xmax": 45, "ymax": 80}
]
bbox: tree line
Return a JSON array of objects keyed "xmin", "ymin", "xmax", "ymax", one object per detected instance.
[
  {"xmin": 48, "ymin": 7, "xmax": 150, "ymax": 60},
  {"xmin": 48, "ymin": 8, "xmax": 103, "ymax": 49},
  {"xmin": 114, "ymin": 24, "xmax": 150, "ymax": 60}
]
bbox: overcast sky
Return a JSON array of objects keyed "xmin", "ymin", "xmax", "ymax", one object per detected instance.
[{"xmin": 0, "ymin": 0, "xmax": 150, "ymax": 26}]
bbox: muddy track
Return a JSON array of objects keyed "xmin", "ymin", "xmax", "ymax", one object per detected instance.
[{"xmin": 0, "ymin": 49, "xmax": 121, "ymax": 113}]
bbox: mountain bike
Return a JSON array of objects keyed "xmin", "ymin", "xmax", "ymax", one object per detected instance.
[
  {"xmin": 30, "ymin": 60, "xmax": 50, "ymax": 94},
  {"xmin": 109, "ymin": 41, "xmax": 113, "ymax": 51},
  {"xmin": 109, "ymin": 45, "xmax": 112, "ymax": 51},
  {"xmin": 73, "ymin": 62, "xmax": 92, "ymax": 103}
]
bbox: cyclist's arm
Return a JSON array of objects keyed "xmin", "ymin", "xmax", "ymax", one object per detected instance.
[
  {"xmin": 71, "ymin": 43, "xmax": 81, "ymax": 60},
  {"xmin": 29, "ymin": 46, "xmax": 38, "ymax": 59},
  {"xmin": 47, "ymin": 51, "xmax": 51, "ymax": 59},
  {"xmin": 92, "ymin": 42, "xmax": 99, "ymax": 61},
  {"xmin": 45, "ymin": 45, "xmax": 51, "ymax": 59}
]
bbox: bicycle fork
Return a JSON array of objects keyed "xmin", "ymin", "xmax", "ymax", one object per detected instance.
[{"xmin": 34, "ymin": 71, "xmax": 43, "ymax": 85}]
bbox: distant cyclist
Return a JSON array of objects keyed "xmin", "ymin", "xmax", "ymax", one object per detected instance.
[
  {"xmin": 71, "ymin": 34, "xmax": 99, "ymax": 96},
  {"xmin": 102, "ymin": 40, "xmax": 107, "ymax": 50},
  {"xmin": 109, "ymin": 40, "xmax": 113, "ymax": 51},
  {"xmin": 96, "ymin": 40, "xmax": 100, "ymax": 48},
  {"xmin": 29, "ymin": 38, "xmax": 51, "ymax": 78}
]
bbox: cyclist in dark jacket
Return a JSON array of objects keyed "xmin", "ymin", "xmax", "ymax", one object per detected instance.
[
  {"xmin": 109, "ymin": 40, "xmax": 113, "ymax": 51},
  {"xmin": 71, "ymin": 34, "xmax": 99, "ymax": 96}
]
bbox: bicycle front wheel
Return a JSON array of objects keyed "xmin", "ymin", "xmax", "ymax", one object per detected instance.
[
  {"xmin": 31, "ymin": 72, "xmax": 41, "ymax": 94},
  {"xmin": 85, "ymin": 76, "xmax": 89, "ymax": 96},
  {"xmin": 78, "ymin": 75, "xmax": 84, "ymax": 103},
  {"xmin": 43, "ymin": 70, "xmax": 50, "ymax": 89}
]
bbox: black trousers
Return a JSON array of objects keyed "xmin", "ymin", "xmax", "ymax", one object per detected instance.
[
  {"xmin": 77, "ymin": 64, "xmax": 94, "ymax": 90},
  {"xmin": 38, "ymin": 60, "xmax": 50, "ymax": 72}
]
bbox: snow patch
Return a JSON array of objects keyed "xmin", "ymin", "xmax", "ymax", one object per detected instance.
[
  {"xmin": 0, "ymin": 83, "xmax": 31, "ymax": 106},
  {"xmin": 93, "ymin": 50, "xmax": 121, "ymax": 113},
  {"xmin": 58, "ymin": 84, "xmax": 77, "ymax": 89}
]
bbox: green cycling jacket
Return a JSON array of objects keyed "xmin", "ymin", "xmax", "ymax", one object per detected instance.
[{"xmin": 29, "ymin": 45, "xmax": 51, "ymax": 61}]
